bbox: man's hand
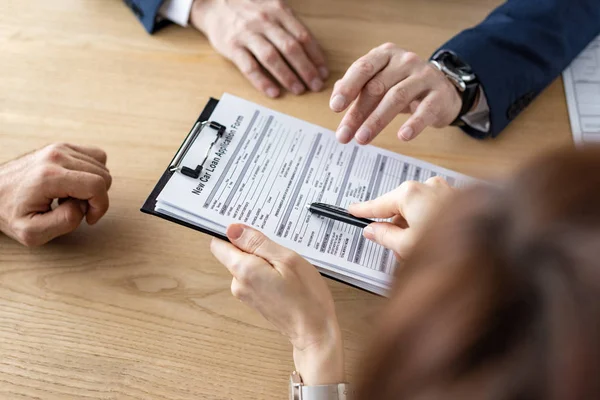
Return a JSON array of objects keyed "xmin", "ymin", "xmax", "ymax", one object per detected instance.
[
  {"xmin": 349, "ymin": 177, "xmax": 455, "ymax": 259},
  {"xmin": 210, "ymin": 224, "xmax": 344, "ymax": 385},
  {"xmin": 330, "ymin": 43, "xmax": 462, "ymax": 144},
  {"xmin": 191, "ymin": 0, "xmax": 328, "ymax": 98},
  {"xmin": 0, "ymin": 143, "xmax": 112, "ymax": 247}
]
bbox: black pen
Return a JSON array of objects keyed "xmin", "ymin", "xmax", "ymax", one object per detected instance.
[{"xmin": 307, "ymin": 202, "xmax": 374, "ymax": 229}]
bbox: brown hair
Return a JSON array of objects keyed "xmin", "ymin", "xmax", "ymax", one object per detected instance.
[{"xmin": 357, "ymin": 147, "xmax": 600, "ymax": 400}]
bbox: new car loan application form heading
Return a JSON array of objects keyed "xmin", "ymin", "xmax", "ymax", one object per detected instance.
[{"xmin": 155, "ymin": 94, "xmax": 470, "ymax": 295}]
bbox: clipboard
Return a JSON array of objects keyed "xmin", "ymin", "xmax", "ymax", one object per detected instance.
[
  {"xmin": 140, "ymin": 97, "xmax": 378, "ymax": 294},
  {"xmin": 140, "ymin": 97, "xmax": 229, "ymax": 242}
]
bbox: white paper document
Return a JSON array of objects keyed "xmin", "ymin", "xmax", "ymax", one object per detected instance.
[
  {"xmin": 563, "ymin": 35, "xmax": 600, "ymax": 145},
  {"xmin": 155, "ymin": 94, "xmax": 471, "ymax": 295}
]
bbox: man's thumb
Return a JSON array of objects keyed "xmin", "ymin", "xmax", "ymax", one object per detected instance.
[{"xmin": 27, "ymin": 199, "xmax": 86, "ymax": 245}]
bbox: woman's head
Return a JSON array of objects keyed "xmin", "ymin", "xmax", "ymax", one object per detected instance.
[{"xmin": 358, "ymin": 147, "xmax": 600, "ymax": 400}]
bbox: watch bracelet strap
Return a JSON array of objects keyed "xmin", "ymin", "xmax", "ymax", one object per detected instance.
[
  {"xmin": 300, "ymin": 383, "xmax": 353, "ymax": 400},
  {"xmin": 451, "ymin": 82, "xmax": 479, "ymax": 126}
]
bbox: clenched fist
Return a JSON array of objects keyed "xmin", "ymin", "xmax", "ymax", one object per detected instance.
[{"xmin": 0, "ymin": 143, "xmax": 112, "ymax": 247}]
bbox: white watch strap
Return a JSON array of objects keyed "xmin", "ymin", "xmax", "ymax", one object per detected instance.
[{"xmin": 300, "ymin": 383, "xmax": 352, "ymax": 400}]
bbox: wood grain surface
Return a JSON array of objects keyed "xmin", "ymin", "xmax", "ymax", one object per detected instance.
[{"xmin": 0, "ymin": 0, "xmax": 574, "ymax": 398}]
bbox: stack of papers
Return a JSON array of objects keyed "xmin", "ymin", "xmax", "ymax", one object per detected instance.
[
  {"xmin": 563, "ymin": 35, "xmax": 600, "ymax": 145},
  {"xmin": 151, "ymin": 94, "xmax": 471, "ymax": 295}
]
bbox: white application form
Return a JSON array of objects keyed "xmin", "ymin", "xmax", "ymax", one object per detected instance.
[
  {"xmin": 563, "ymin": 35, "xmax": 600, "ymax": 145},
  {"xmin": 154, "ymin": 94, "xmax": 471, "ymax": 295}
]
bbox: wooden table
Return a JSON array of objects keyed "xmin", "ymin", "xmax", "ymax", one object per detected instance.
[{"xmin": 0, "ymin": 0, "xmax": 574, "ymax": 398}]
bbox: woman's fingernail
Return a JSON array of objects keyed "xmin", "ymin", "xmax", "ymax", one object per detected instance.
[
  {"xmin": 336, "ymin": 125, "xmax": 353, "ymax": 143},
  {"xmin": 356, "ymin": 127, "xmax": 372, "ymax": 144},
  {"xmin": 266, "ymin": 87, "xmax": 280, "ymax": 98},
  {"xmin": 228, "ymin": 224, "xmax": 244, "ymax": 240},
  {"xmin": 400, "ymin": 126, "xmax": 415, "ymax": 141},
  {"xmin": 310, "ymin": 78, "xmax": 324, "ymax": 92},
  {"xmin": 363, "ymin": 225, "xmax": 374, "ymax": 239},
  {"xmin": 292, "ymin": 83, "xmax": 305, "ymax": 95},
  {"xmin": 330, "ymin": 94, "xmax": 346, "ymax": 111},
  {"xmin": 319, "ymin": 66, "xmax": 329, "ymax": 79}
]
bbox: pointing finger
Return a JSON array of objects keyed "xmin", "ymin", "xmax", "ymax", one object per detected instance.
[
  {"xmin": 349, "ymin": 181, "xmax": 425, "ymax": 219},
  {"xmin": 330, "ymin": 47, "xmax": 391, "ymax": 113},
  {"xmin": 353, "ymin": 77, "xmax": 429, "ymax": 144},
  {"xmin": 398, "ymin": 93, "xmax": 444, "ymax": 141}
]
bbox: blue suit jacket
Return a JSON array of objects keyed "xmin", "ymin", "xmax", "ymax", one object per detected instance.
[
  {"xmin": 123, "ymin": 0, "xmax": 167, "ymax": 34},
  {"xmin": 440, "ymin": 0, "xmax": 600, "ymax": 138},
  {"xmin": 126, "ymin": 0, "xmax": 600, "ymax": 138}
]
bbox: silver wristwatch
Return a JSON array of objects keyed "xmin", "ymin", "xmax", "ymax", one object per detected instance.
[
  {"xmin": 289, "ymin": 371, "xmax": 353, "ymax": 400},
  {"xmin": 429, "ymin": 50, "xmax": 480, "ymax": 126}
]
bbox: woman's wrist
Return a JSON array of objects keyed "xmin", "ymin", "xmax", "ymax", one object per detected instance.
[{"xmin": 292, "ymin": 325, "xmax": 345, "ymax": 386}]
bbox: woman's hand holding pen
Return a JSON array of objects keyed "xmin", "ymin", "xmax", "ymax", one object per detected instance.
[
  {"xmin": 210, "ymin": 224, "xmax": 345, "ymax": 386},
  {"xmin": 349, "ymin": 177, "xmax": 455, "ymax": 259}
]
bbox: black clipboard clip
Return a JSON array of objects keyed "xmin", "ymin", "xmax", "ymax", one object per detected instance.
[{"xmin": 169, "ymin": 120, "xmax": 226, "ymax": 179}]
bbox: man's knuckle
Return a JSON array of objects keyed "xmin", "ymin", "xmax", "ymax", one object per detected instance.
[
  {"xmin": 369, "ymin": 113, "xmax": 385, "ymax": 131},
  {"xmin": 420, "ymin": 104, "xmax": 440, "ymax": 124},
  {"xmin": 239, "ymin": 19, "xmax": 254, "ymax": 32},
  {"xmin": 365, "ymin": 78, "xmax": 386, "ymax": 97},
  {"xmin": 390, "ymin": 86, "xmax": 410, "ymax": 107},
  {"xmin": 63, "ymin": 208, "xmax": 82, "ymax": 230},
  {"xmin": 42, "ymin": 146, "xmax": 65, "ymax": 163},
  {"xmin": 401, "ymin": 51, "xmax": 421, "ymax": 65},
  {"xmin": 96, "ymin": 149, "xmax": 108, "ymax": 164},
  {"xmin": 348, "ymin": 108, "xmax": 366, "ymax": 124},
  {"xmin": 240, "ymin": 59, "xmax": 260, "ymax": 75},
  {"xmin": 103, "ymin": 172, "xmax": 113, "ymax": 189},
  {"xmin": 282, "ymin": 39, "xmax": 301, "ymax": 55},
  {"xmin": 380, "ymin": 42, "xmax": 396, "ymax": 51},
  {"xmin": 225, "ymin": 37, "xmax": 240, "ymax": 49},
  {"xmin": 355, "ymin": 59, "xmax": 375, "ymax": 76},
  {"xmin": 14, "ymin": 222, "xmax": 39, "ymax": 247},
  {"xmin": 271, "ymin": 0, "xmax": 285, "ymax": 9},
  {"xmin": 89, "ymin": 174, "xmax": 106, "ymax": 191},
  {"xmin": 36, "ymin": 164, "xmax": 60, "ymax": 182},
  {"xmin": 296, "ymin": 29, "xmax": 311, "ymax": 44},
  {"xmin": 412, "ymin": 115, "xmax": 426, "ymax": 128},
  {"xmin": 262, "ymin": 48, "xmax": 279, "ymax": 63},
  {"xmin": 255, "ymin": 10, "xmax": 270, "ymax": 22}
]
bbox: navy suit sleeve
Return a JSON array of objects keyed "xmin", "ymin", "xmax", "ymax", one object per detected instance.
[
  {"xmin": 123, "ymin": 0, "xmax": 170, "ymax": 34},
  {"xmin": 439, "ymin": 0, "xmax": 600, "ymax": 138}
]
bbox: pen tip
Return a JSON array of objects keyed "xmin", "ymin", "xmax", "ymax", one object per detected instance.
[{"xmin": 305, "ymin": 203, "xmax": 311, "ymax": 211}]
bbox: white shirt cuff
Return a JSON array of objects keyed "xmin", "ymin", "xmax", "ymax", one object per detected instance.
[
  {"xmin": 159, "ymin": 0, "xmax": 194, "ymax": 27},
  {"xmin": 461, "ymin": 86, "xmax": 491, "ymax": 133}
]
